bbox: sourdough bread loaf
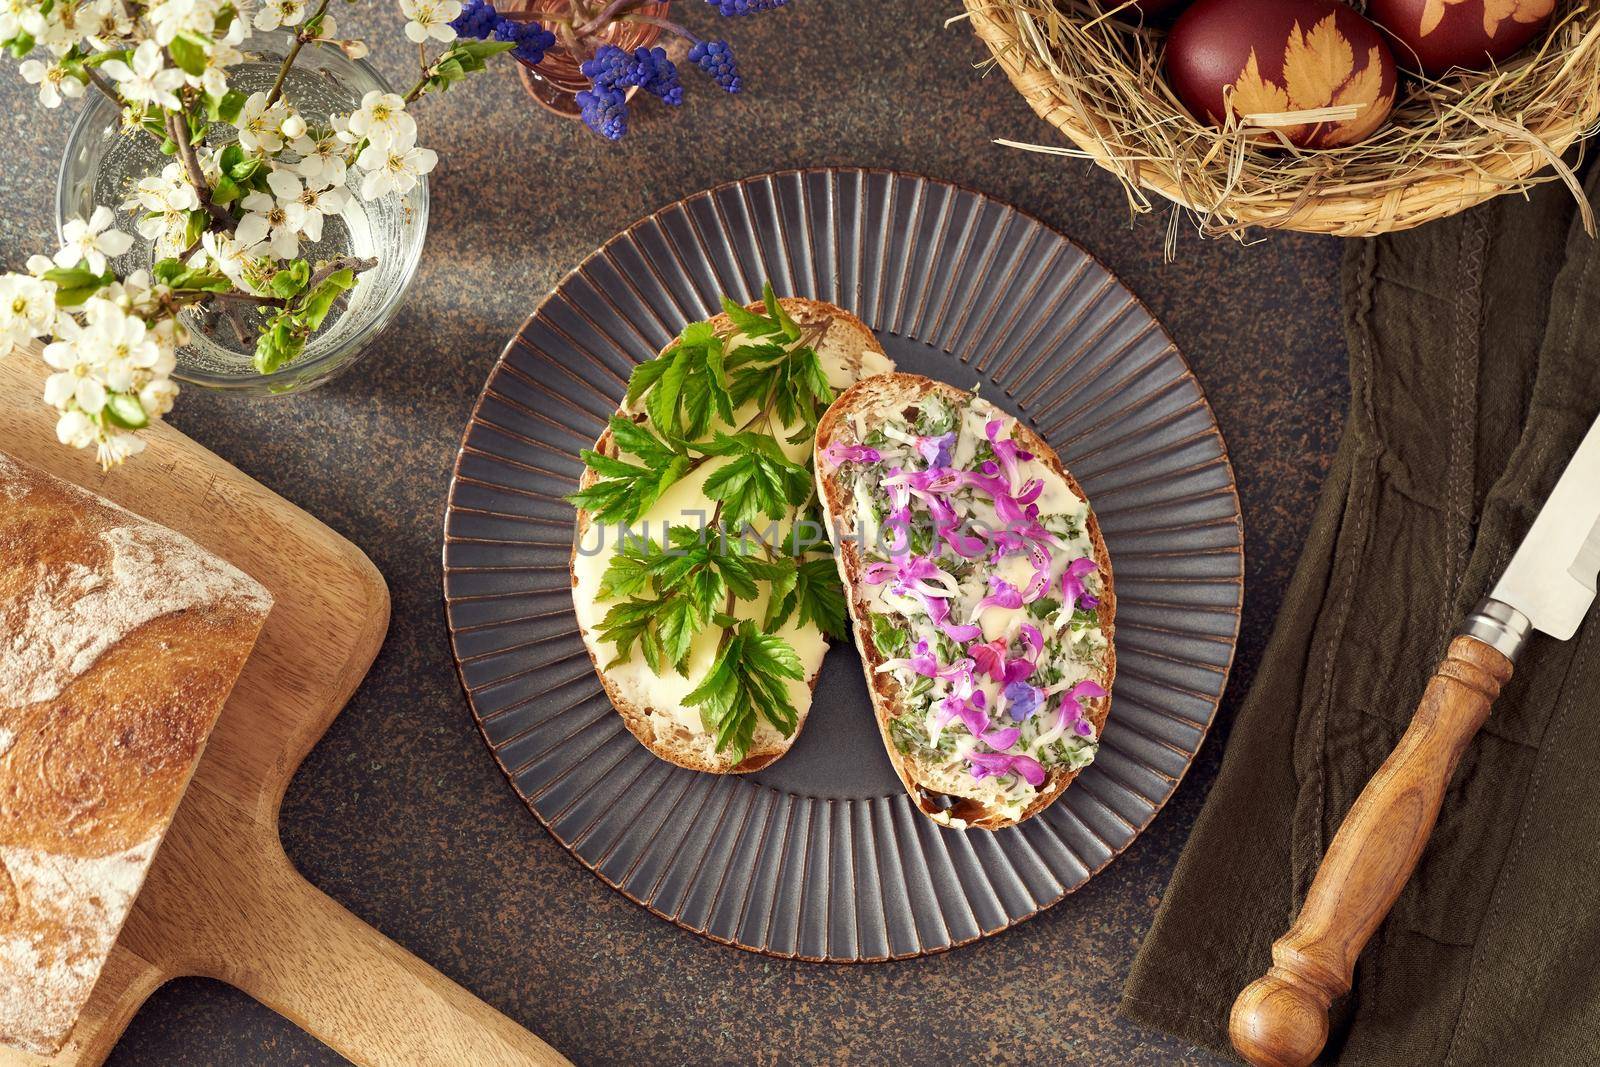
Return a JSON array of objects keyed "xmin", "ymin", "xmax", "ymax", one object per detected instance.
[{"xmin": 0, "ymin": 451, "xmax": 273, "ymax": 1055}]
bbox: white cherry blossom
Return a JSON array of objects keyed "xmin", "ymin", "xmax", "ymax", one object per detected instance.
[
  {"xmin": 0, "ymin": 272, "xmax": 56, "ymax": 357},
  {"xmin": 21, "ymin": 0, "xmax": 85, "ymax": 56},
  {"xmin": 253, "ymin": 0, "xmax": 305, "ymax": 31},
  {"xmin": 356, "ymin": 124, "xmax": 436, "ymax": 199},
  {"xmin": 236, "ymin": 172, "xmax": 310, "ymax": 260},
  {"xmin": 101, "ymin": 40, "xmax": 184, "ymax": 110},
  {"xmin": 285, "ymin": 177, "xmax": 349, "ymax": 243},
  {"xmin": 0, "ymin": 0, "xmax": 33, "ymax": 41},
  {"xmin": 42, "ymin": 323, "xmax": 108, "ymax": 415},
  {"xmin": 200, "ymin": 230, "xmax": 267, "ymax": 291},
  {"xmin": 80, "ymin": 0, "xmax": 131, "ymax": 49},
  {"xmin": 55, "ymin": 206, "xmax": 134, "ymax": 275},
  {"xmin": 346, "ymin": 90, "xmax": 415, "ymax": 152},
  {"xmin": 120, "ymin": 161, "xmax": 200, "ymax": 249},
  {"xmin": 237, "ymin": 91, "xmax": 290, "ymax": 153},
  {"xmin": 55, "ymin": 408, "xmax": 145, "ymax": 468},
  {"xmin": 401, "ymin": 0, "xmax": 460, "ymax": 43},
  {"xmin": 19, "ymin": 57, "xmax": 83, "ymax": 108},
  {"xmin": 292, "ymin": 125, "xmax": 351, "ymax": 186},
  {"xmin": 186, "ymin": 35, "xmax": 244, "ymax": 97}
]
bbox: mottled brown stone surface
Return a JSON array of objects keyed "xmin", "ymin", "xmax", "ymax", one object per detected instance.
[{"xmin": 0, "ymin": 2, "xmax": 1346, "ymax": 1063}]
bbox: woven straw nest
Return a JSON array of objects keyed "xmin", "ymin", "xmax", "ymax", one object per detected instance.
[{"xmin": 961, "ymin": 0, "xmax": 1600, "ymax": 240}]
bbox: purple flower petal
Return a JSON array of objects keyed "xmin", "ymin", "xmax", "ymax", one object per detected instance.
[
  {"xmin": 980, "ymin": 726, "xmax": 1021, "ymax": 751},
  {"xmin": 1012, "ymin": 754, "xmax": 1047, "ymax": 787},
  {"xmin": 1060, "ymin": 556, "xmax": 1099, "ymax": 614},
  {"xmin": 1054, "ymin": 678, "xmax": 1107, "ymax": 732},
  {"xmin": 967, "ymin": 751, "xmax": 1014, "ymax": 780},
  {"xmin": 1003, "ymin": 680, "xmax": 1043, "ymax": 722},
  {"xmin": 821, "ymin": 441, "xmax": 881, "ymax": 469},
  {"xmin": 915, "ymin": 431, "xmax": 955, "ymax": 469}
]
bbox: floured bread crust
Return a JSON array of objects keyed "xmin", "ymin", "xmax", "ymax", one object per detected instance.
[{"xmin": 0, "ymin": 452, "xmax": 272, "ymax": 1055}]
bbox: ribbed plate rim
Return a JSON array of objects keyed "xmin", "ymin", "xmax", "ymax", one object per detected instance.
[{"xmin": 443, "ymin": 167, "xmax": 1244, "ymax": 963}]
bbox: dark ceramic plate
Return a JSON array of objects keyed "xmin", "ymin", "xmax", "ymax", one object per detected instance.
[{"xmin": 443, "ymin": 169, "xmax": 1242, "ymax": 961}]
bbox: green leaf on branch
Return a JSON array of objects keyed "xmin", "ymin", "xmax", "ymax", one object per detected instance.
[
  {"xmin": 181, "ymin": 209, "xmax": 208, "ymax": 251},
  {"xmin": 254, "ymin": 315, "xmax": 303, "ymax": 375},
  {"xmin": 4, "ymin": 32, "xmax": 35, "ymax": 58},
  {"xmin": 212, "ymin": 173, "xmax": 241, "ymax": 205},
  {"xmin": 226, "ymin": 151, "xmax": 264, "ymax": 183},
  {"xmin": 152, "ymin": 258, "xmax": 231, "ymax": 292},
  {"xmin": 294, "ymin": 267, "xmax": 355, "ymax": 331},
  {"xmin": 44, "ymin": 263, "xmax": 113, "ymax": 306},
  {"xmin": 168, "ymin": 31, "xmax": 209, "ymax": 77},
  {"xmin": 454, "ymin": 39, "xmax": 518, "ymax": 61},
  {"xmin": 269, "ymin": 260, "xmax": 311, "ymax": 299},
  {"xmin": 83, "ymin": 47, "xmax": 129, "ymax": 68},
  {"xmin": 207, "ymin": 88, "xmax": 247, "ymax": 125}
]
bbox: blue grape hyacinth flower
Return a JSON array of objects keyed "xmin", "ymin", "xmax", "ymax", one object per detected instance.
[
  {"xmin": 577, "ymin": 84, "xmax": 628, "ymax": 140},
  {"xmin": 688, "ymin": 39, "xmax": 741, "ymax": 93},
  {"xmin": 706, "ymin": 0, "xmax": 787, "ymax": 13},
  {"xmin": 626, "ymin": 46, "xmax": 684, "ymax": 105},
  {"xmin": 495, "ymin": 17, "xmax": 557, "ymax": 64},
  {"xmin": 450, "ymin": 0, "xmax": 499, "ymax": 39}
]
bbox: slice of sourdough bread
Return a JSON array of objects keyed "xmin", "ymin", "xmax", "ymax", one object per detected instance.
[
  {"xmin": 571, "ymin": 299, "xmax": 892, "ymax": 773},
  {"xmin": 814, "ymin": 373, "xmax": 1115, "ymax": 829}
]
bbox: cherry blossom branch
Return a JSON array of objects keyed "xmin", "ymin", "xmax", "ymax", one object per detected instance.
[
  {"xmin": 81, "ymin": 64, "xmax": 120, "ymax": 104},
  {"xmin": 307, "ymin": 255, "xmax": 377, "ymax": 290},
  {"xmin": 264, "ymin": 0, "xmax": 335, "ymax": 107},
  {"xmin": 165, "ymin": 111, "xmax": 233, "ymax": 227}
]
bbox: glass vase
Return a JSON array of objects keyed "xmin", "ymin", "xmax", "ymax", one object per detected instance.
[{"xmin": 54, "ymin": 30, "xmax": 429, "ymax": 395}]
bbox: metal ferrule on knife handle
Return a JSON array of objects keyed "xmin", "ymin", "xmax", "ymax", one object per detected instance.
[{"xmin": 1459, "ymin": 598, "xmax": 1534, "ymax": 663}]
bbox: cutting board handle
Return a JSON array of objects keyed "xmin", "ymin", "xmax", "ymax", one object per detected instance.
[
  {"xmin": 1228, "ymin": 635, "xmax": 1513, "ymax": 1067},
  {"xmin": 216, "ymin": 841, "xmax": 567, "ymax": 1067}
]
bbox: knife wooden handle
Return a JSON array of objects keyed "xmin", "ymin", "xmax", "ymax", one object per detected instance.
[{"xmin": 1228, "ymin": 635, "xmax": 1514, "ymax": 1067}]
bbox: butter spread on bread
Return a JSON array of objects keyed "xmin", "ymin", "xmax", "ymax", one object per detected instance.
[
  {"xmin": 570, "ymin": 292, "xmax": 892, "ymax": 773},
  {"xmin": 814, "ymin": 375, "xmax": 1115, "ymax": 829},
  {"xmin": 0, "ymin": 452, "xmax": 272, "ymax": 1055}
]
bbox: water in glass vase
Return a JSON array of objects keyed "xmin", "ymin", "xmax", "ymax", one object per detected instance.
[{"xmin": 57, "ymin": 33, "xmax": 428, "ymax": 394}]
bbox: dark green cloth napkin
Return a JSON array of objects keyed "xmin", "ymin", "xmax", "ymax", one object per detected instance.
[{"xmin": 1121, "ymin": 164, "xmax": 1600, "ymax": 1065}]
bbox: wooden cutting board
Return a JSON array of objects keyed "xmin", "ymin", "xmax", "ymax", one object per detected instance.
[{"xmin": 0, "ymin": 353, "xmax": 568, "ymax": 1067}]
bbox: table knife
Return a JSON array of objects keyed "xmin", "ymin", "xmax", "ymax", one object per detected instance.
[{"xmin": 1228, "ymin": 409, "xmax": 1600, "ymax": 1067}]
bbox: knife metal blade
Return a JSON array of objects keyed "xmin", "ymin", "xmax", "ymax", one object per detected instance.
[{"xmin": 1485, "ymin": 411, "xmax": 1600, "ymax": 643}]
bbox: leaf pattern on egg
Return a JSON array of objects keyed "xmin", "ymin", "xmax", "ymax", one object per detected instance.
[
  {"xmin": 1419, "ymin": 0, "xmax": 1556, "ymax": 38},
  {"xmin": 1228, "ymin": 14, "xmax": 1394, "ymax": 146}
]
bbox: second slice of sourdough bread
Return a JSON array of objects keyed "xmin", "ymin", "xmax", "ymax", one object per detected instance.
[
  {"xmin": 813, "ymin": 373, "xmax": 1116, "ymax": 829},
  {"xmin": 571, "ymin": 299, "xmax": 892, "ymax": 773}
]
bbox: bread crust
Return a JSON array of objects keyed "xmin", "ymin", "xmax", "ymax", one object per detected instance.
[
  {"xmin": 570, "ymin": 299, "xmax": 887, "ymax": 774},
  {"xmin": 813, "ymin": 373, "xmax": 1116, "ymax": 830},
  {"xmin": 0, "ymin": 452, "xmax": 272, "ymax": 1054}
]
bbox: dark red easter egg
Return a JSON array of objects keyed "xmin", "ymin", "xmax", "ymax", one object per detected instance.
[
  {"xmin": 1366, "ymin": 0, "xmax": 1555, "ymax": 74},
  {"xmin": 1101, "ymin": 0, "xmax": 1191, "ymax": 18},
  {"xmin": 1165, "ymin": 0, "xmax": 1398, "ymax": 147}
]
